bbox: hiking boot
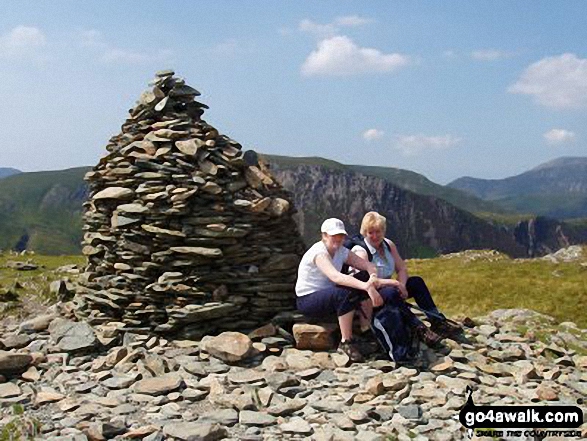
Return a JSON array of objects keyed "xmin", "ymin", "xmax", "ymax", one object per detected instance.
[
  {"xmin": 353, "ymin": 333, "xmax": 380, "ymax": 357},
  {"xmin": 462, "ymin": 317, "xmax": 476, "ymax": 328},
  {"xmin": 430, "ymin": 318, "xmax": 463, "ymax": 339},
  {"xmin": 338, "ymin": 339, "xmax": 364, "ymax": 363},
  {"xmin": 415, "ymin": 325, "xmax": 442, "ymax": 348}
]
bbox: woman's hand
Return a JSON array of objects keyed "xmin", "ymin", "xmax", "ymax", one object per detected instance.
[
  {"xmin": 385, "ymin": 279, "xmax": 408, "ymax": 299},
  {"xmin": 369, "ymin": 273, "xmax": 382, "ymax": 289},
  {"xmin": 367, "ymin": 285, "xmax": 384, "ymax": 308},
  {"xmin": 362, "ymin": 277, "xmax": 374, "ymax": 290},
  {"xmin": 397, "ymin": 282, "xmax": 408, "ymax": 299}
]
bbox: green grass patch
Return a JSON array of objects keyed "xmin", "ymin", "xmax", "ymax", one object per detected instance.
[
  {"xmin": 406, "ymin": 248, "xmax": 587, "ymax": 327},
  {"xmin": 0, "ymin": 404, "xmax": 41, "ymax": 440},
  {"xmin": 1, "ymin": 248, "xmax": 586, "ymax": 332},
  {"xmin": 0, "ymin": 253, "xmax": 84, "ymax": 319}
]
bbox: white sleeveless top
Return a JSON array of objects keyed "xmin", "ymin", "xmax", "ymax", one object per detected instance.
[{"xmin": 295, "ymin": 241, "xmax": 350, "ymax": 297}]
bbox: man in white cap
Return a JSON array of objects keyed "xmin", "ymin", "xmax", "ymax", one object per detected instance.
[{"xmin": 295, "ymin": 218, "xmax": 381, "ymax": 362}]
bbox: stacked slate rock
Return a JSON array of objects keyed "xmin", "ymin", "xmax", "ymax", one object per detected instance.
[{"xmin": 75, "ymin": 70, "xmax": 305, "ymax": 338}]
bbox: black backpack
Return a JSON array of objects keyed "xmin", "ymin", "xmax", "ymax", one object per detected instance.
[
  {"xmin": 342, "ymin": 234, "xmax": 391, "ymax": 274},
  {"xmin": 372, "ymin": 303, "xmax": 420, "ymax": 362}
]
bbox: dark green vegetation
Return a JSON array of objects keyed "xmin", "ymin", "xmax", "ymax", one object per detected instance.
[
  {"xmin": 408, "ymin": 248, "xmax": 587, "ymax": 328},
  {"xmin": 448, "ymin": 156, "xmax": 587, "ymax": 219},
  {"xmin": 0, "ymin": 404, "xmax": 40, "ymax": 441},
  {"xmin": 493, "ymin": 193, "xmax": 587, "ymax": 220},
  {"xmin": 0, "ymin": 167, "xmax": 89, "ymax": 255}
]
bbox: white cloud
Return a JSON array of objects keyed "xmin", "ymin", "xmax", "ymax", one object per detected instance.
[
  {"xmin": 210, "ymin": 38, "xmax": 242, "ymax": 57},
  {"xmin": 79, "ymin": 29, "xmax": 107, "ymax": 50},
  {"xmin": 101, "ymin": 48, "xmax": 172, "ymax": 65},
  {"xmin": 301, "ymin": 35, "xmax": 410, "ymax": 77},
  {"xmin": 298, "ymin": 15, "xmax": 372, "ymax": 38},
  {"xmin": 363, "ymin": 129, "xmax": 385, "ymax": 141},
  {"xmin": 333, "ymin": 15, "xmax": 373, "ymax": 27},
  {"xmin": 101, "ymin": 48, "xmax": 151, "ymax": 64},
  {"xmin": 443, "ymin": 50, "xmax": 457, "ymax": 59},
  {"xmin": 78, "ymin": 29, "xmax": 171, "ymax": 65},
  {"xmin": 508, "ymin": 53, "xmax": 587, "ymax": 109},
  {"xmin": 299, "ymin": 19, "xmax": 337, "ymax": 38},
  {"xmin": 543, "ymin": 128, "xmax": 576, "ymax": 145},
  {"xmin": 0, "ymin": 26, "xmax": 47, "ymax": 61},
  {"xmin": 471, "ymin": 49, "xmax": 513, "ymax": 61},
  {"xmin": 394, "ymin": 134, "xmax": 462, "ymax": 156},
  {"xmin": 278, "ymin": 27, "xmax": 294, "ymax": 36}
]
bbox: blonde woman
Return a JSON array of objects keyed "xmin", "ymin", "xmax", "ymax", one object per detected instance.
[{"xmin": 352, "ymin": 212, "xmax": 461, "ymax": 345}]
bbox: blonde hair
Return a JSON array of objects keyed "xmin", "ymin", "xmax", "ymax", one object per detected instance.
[{"xmin": 360, "ymin": 211, "xmax": 387, "ymax": 236}]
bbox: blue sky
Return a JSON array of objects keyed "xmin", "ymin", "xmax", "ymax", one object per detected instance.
[{"xmin": 0, "ymin": 1, "xmax": 585, "ymax": 184}]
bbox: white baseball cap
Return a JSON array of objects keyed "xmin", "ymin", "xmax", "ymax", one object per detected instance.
[{"xmin": 320, "ymin": 218, "xmax": 348, "ymax": 236}]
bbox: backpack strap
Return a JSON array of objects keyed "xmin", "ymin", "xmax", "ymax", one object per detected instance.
[
  {"xmin": 382, "ymin": 238, "xmax": 393, "ymax": 254},
  {"xmin": 341, "ymin": 234, "xmax": 372, "ymax": 274},
  {"xmin": 356, "ymin": 235, "xmax": 392, "ymax": 262},
  {"xmin": 353, "ymin": 235, "xmax": 373, "ymax": 261}
]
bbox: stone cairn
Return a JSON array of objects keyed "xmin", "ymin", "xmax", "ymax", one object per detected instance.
[{"xmin": 75, "ymin": 70, "xmax": 306, "ymax": 338}]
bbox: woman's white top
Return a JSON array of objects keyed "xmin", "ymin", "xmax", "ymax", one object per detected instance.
[
  {"xmin": 295, "ymin": 241, "xmax": 349, "ymax": 297},
  {"xmin": 351, "ymin": 237, "xmax": 395, "ymax": 279}
]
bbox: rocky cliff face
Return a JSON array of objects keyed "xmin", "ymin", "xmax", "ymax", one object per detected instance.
[
  {"xmin": 269, "ymin": 162, "xmax": 527, "ymax": 258},
  {"xmin": 514, "ymin": 217, "xmax": 587, "ymax": 257}
]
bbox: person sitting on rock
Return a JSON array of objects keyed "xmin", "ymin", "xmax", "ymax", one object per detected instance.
[
  {"xmin": 351, "ymin": 211, "xmax": 462, "ymax": 345},
  {"xmin": 296, "ymin": 218, "xmax": 383, "ymax": 363}
]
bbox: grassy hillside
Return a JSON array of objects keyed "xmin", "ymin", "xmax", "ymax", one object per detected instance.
[
  {"xmin": 493, "ymin": 193, "xmax": 587, "ymax": 219},
  {"xmin": 408, "ymin": 248, "xmax": 587, "ymax": 328},
  {"xmin": 0, "ymin": 168, "xmax": 21, "ymax": 179},
  {"xmin": 2, "ymin": 157, "xmax": 513, "ymax": 256},
  {"xmin": 474, "ymin": 211, "xmax": 535, "ymax": 227},
  {"xmin": 0, "ymin": 167, "xmax": 89, "ymax": 255},
  {"xmin": 1, "ymin": 156, "xmax": 585, "ymax": 256},
  {"xmin": 348, "ymin": 164, "xmax": 509, "ymax": 215},
  {"xmin": 2, "ymin": 250, "xmax": 585, "ymax": 329},
  {"xmin": 566, "ymin": 218, "xmax": 587, "ymax": 229},
  {"xmin": 0, "ymin": 252, "xmax": 85, "ymax": 321}
]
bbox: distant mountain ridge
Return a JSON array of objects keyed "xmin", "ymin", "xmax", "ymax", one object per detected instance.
[
  {"xmin": 448, "ymin": 156, "xmax": 587, "ymax": 218},
  {"xmin": 268, "ymin": 159, "xmax": 526, "ymax": 257},
  {"xmin": 266, "ymin": 155, "xmax": 509, "ymax": 216},
  {"xmin": 0, "ymin": 156, "xmax": 585, "ymax": 257},
  {"xmin": 0, "ymin": 167, "xmax": 21, "ymax": 179},
  {"xmin": 267, "ymin": 156, "xmax": 586, "ymax": 257}
]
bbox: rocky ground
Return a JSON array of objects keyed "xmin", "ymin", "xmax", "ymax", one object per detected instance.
[{"xmin": 0, "ymin": 307, "xmax": 586, "ymax": 441}]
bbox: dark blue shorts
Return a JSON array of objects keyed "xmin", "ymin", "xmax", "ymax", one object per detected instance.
[
  {"xmin": 297, "ymin": 285, "xmax": 368, "ymax": 318},
  {"xmin": 296, "ymin": 271, "xmax": 420, "ymax": 321},
  {"xmin": 296, "ymin": 271, "xmax": 374, "ymax": 318}
]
